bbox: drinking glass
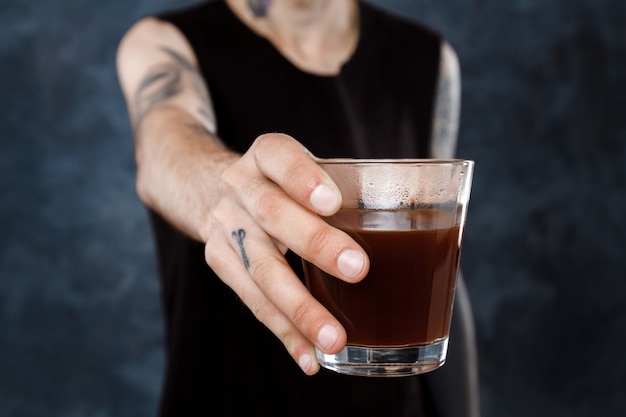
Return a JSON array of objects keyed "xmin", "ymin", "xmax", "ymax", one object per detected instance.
[{"xmin": 303, "ymin": 158, "xmax": 474, "ymax": 377}]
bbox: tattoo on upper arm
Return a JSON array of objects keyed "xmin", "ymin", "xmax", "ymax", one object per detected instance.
[
  {"xmin": 132, "ymin": 46, "xmax": 216, "ymax": 135},
  {"xmin": 232, "ymin": 229, "xmax": 251, "ymax": 270},
  {"xmin": 134, "ymin": 61, "xmax": 181, "ymax": 127}
]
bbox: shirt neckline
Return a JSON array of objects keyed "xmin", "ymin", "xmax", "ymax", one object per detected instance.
[{"xmin": 222, "ymin": 1, "xmax": 368, "ymax": 79}]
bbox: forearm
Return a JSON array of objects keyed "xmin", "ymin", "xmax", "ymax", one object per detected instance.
[
  {"xmin": 135, "ymin": 104, "xmax": 238, "ymax": 242},
  {"xmin": 116, "ymin": 17, "xmax": 239, "ymax": 241}
]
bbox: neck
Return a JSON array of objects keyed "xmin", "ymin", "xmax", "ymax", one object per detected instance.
[{"xmin": 226, "ymin": 0, "xmax": 359, "ymax": 75}]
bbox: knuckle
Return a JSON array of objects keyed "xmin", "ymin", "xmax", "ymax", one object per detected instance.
[
  {"xmin": 253, "ymin": 133, "xmax": 297, "ymax": 163},
  {"xmin": 290, "ymin": 299, "xmax": 315, "ymax": 329},
  {"xmin": 248, "ymin": 254, "xmax": 285, "ymax": 289},
  {"xmin": 252, "ymin": 133, "xmax": 278, "ymax": 157},
  {"xmin": 218, "ymin": 165, "xmax": 239, "ymax": 193},
  {"xmin": 279, "ymin": 331, "xmax": 299, "ymax": 354},
  {"xmin": 305, "ymin": 223, "xmax": 335, "ymax": 259},
  {"xmin": 203, "ymin": 220, "xmax": 221, "ymax": 260},
  {"xmin": 253, "ymin": 190, "xmax": 284, "ymax": 224},
  {"xmin": 246, "ymin": 296, "xmax": 273, "ymax": 324},
  {"xmin": 288, "ymin": 160, "xmax": 318, "ymax": 192},
  {"xmin": 248, "ymin": 259, "xmax": 273, "ymax": 287}
]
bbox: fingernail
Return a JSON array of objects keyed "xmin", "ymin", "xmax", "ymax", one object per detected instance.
[
  {"xmin": 298, "ymin": 353, "xmax": 314, "ymax": 373},
  {"xmin": 317, "ymin": 324, "xmax": 340, "ymax": 351},
  {"xmin": 310, "ymin": 184, "xmax": 341, "ymax": 214},
  {"xmin": 338, "ymin": 249, "xmax": 365, "ymax": 279}
]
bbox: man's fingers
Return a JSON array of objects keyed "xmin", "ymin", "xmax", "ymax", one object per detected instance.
[
  {"xmin": 233, "ymin": 177, "xmax": 369, "ymax": 283},
  {"xmin": 251, "ymin": 133, "xmax": 342, "ymax": 216},
  {"xmin": 205, "ymin": 204, "xmax": 348, "ymax": 370},
  {"xmin": 206, "ymin": 134, "xmax": 369, "ymax": 375},
  {"xmin": 204, "ymin": 236, "xmax": 322, "ymax": 375},
  {"xmin": 221, "ymin": 134, "xmax": 370, "ymax": 283}
]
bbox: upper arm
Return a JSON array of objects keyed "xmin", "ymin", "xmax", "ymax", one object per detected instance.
[
  {"xmin": 116, "ymin": 17, "xmax": 217, "ymax": 135},
  {"xmin": 430, "ymin": 41, "xmax": 461, "ymax": 159}
]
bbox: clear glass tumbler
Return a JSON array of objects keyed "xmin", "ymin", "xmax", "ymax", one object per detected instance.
[{"xmin": 303, "ymin": 158, "xmax": 474, "ymax": 377}]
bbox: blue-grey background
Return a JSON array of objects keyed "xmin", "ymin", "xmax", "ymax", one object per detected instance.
[{"xmin": 1, "ymin": 0, "xmax": 624, "ymax": 416}]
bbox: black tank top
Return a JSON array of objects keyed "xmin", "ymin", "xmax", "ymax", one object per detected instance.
[{"xmin": 151, "ymin": 1, "xmax": 442, "ymax": 416}]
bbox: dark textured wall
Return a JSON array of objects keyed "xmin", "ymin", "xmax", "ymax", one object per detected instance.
[{"xmin": 1, "ymin": 0, "xmax": 624, "ymax": 416}]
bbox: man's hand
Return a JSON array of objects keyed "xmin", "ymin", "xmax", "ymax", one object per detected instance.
[{"xmin": 202, "ymin": 133, "xmax": 369, "ymax": 375}]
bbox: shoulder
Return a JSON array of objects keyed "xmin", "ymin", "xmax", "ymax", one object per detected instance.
[
  {"xmin": 117, "ymin": 1, "xmax": 229, "ymax": 65},
  {"xmin": 118, "ymin": 1, "xmax": 227, "ymax": 55},
  {"xmin": 117, "ymin": 2, "xmax": 232, "ymax": 61},
  {"xmin": 118, "ymin": 16, "xmax": 183, "ymax": 50},
  {"xmin": 117, "ymin": 16, "xmax": 196, "ymax": 70}
]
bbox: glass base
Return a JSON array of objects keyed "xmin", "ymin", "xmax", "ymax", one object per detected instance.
[{"xmin": 316, "ymin": 338, "xmax": 448, "ymax": 377}]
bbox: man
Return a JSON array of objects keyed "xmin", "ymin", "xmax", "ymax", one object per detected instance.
[{"xmin": 117, "ymin": 1, "xmax": 478, "ymax": 415}]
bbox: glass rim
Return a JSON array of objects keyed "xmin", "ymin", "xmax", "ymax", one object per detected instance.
[{"xmin": 315, "ymin": 157, "xmax": 474, "ymax": 166}]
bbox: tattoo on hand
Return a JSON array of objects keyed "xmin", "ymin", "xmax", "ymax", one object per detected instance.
[{"xmin": 232, "ymin": 229, "xmax": 251, "ymax": 270}]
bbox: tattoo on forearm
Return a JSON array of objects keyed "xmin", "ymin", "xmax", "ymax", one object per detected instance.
[
  {"xmin": 133, "ymin": 46, "xmax": 216, "ymax": 135},
  {"xmin": 232, "ymin": 229, "xmax": 251, "ymax": 270}
]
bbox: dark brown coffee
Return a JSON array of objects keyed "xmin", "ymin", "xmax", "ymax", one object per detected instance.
[{"xmin": 304, "ymin": 208, "xmax": 462, "ymax": 347}]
